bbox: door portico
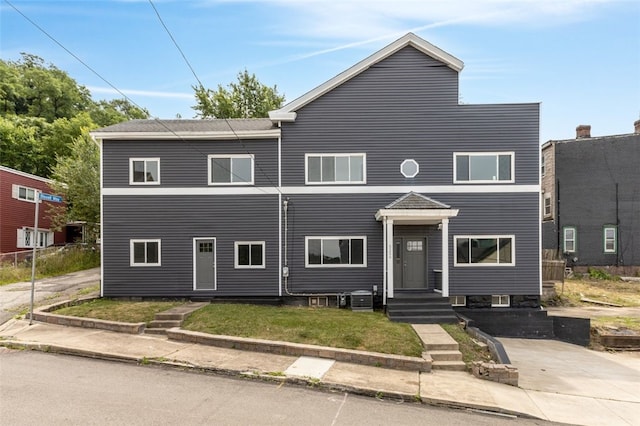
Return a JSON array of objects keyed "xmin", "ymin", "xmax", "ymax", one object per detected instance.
[{"xmin": 375, "ymin": 192, "xmax": 459, "ymax": 303}]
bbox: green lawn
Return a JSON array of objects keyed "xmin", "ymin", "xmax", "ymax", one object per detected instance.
[
  {"xmin": 54, "ymin": 299, "xmax": 184, "ymax": 324},
  {"xmin": 182, "ymin": 304, "xmax": 424, "ymax": 357}
]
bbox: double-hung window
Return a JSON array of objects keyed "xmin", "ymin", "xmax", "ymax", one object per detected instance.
[
  {"xmin": 235, "ymin": 241, "xmax": 265, "ymax": 268},
  {"xmin": 603, "ymin": 226, "xmax": 617, "ymax": 253},
  {"xmin": 12, "ymin": 184, "xmax": 36, "ymax": 202},
  {"xmin": 130, "ymin": 158, "xmax": 160, "ymax": 184},
  {"xmin": 208, "ymin": 154, "xmax": 254, "ymax": 185},
  {"xmin": 306, "ymin": 236, "xmax": 366, "ymax": 267},
  {"xmin": 130, "ymin": 239, "xmax": 161, "ymax": 266},
  {"xmin": 543, "ymin": 193, "xmax": 552, "ymax": 218},
  {"xmin": 306, "ymin": 153, "xmax": 365, "ymax": 184},
  {"xmin": 563, "ymin": 227, "xmax": 576, "ymax": 253},
  {"xmin": 454, "ymin": 152, "xmax": 514, "ymax": 183},
  {"xmin": 455, "ymin": 236, "xmax": 515, "ymax": 266}
]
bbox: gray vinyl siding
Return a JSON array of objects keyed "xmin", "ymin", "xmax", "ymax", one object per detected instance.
[
  {"xmin": 284, "ymin": 193, "xmax": 539, "ymax": 295},
  {"xmin": 103, "ymin": 139, "xmax": 277, "ymax": 188},
  {"xmin": 553, "ymin": 135, "xmax": 640, "ymax": 266},
  {"xmin": 102, "ymin": 195, "xmax": 279, "ymax": 297},
  {"xmin": 281, "ymin": 46, "xmax": 539, "ymax": 188}
]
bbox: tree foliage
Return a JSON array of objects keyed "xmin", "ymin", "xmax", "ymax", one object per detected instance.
[
  {"xmin": 49, "ymin": 134, "xmax": 101, "ymax": 243},
  {"xmin": 192, "ymin": 69, "xmax": 285, "ymax": 119}
]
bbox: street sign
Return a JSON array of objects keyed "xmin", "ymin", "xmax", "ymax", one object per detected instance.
[{"xmin": 39, "ymin": 193, "xmax": 63, "ymax": 203}]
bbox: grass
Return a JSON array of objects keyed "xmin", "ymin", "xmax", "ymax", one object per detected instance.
[
  {"xmin": 440, "ymin": 323, "xmax": 493, "ymax": 366},
  {"xmin": 550, "ymin": 278, "xmax": 640, "ymax": 307},
  {"xmin": 182, "ymin": 304, "xmax": 424, "ymax": 357},
  {"xmin": 54, "ymin": 299, "xmax": 185, "ymax": 324},
  {"xmin": 0, "ymin": 246, "xmax": 100, "ymax": 286},
  {"xmin": 592, "ymin": 316, "xmax": 640, "ymax": 333}
]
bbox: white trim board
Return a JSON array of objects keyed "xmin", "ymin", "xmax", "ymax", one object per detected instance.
[{"xmin": 103, "ymin": 184, "xmax": 540, "ymax": 196}]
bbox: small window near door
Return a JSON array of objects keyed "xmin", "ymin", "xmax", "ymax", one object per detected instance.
[
  {"xmin": 450, "ymin": 295, "xmax": 466, "ymax": 307},
  {"xmin": 491, "ymin": 295, "xmax": 510, "ymax": 307},
  {"xmin": 130, "ymin": 239, "xmax": 161, "ymax": 266},
  {"xmin": 235, "ymin": 241, "xmax": 265, "ymax": 268}
]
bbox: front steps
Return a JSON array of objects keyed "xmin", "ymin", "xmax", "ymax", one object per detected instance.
[
  {"xmin": 387, "ymin": 291, "xmax": 458, "ymax": 324},
  {"xmin": 412, "ymin": 324, "xmax": 466, "ymax": 371},
  {"xmin": 145, "ymin": 302, "xmax": 209, "ymax": 335}
]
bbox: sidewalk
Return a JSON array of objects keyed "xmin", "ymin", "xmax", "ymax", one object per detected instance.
[{"xmin": 2, "ymin": 314, "xmax": 620, "ymax": 425}]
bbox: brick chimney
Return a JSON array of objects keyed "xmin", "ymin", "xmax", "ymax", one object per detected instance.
[
  {"xmin": 576, "ymin": 124, "xmax": 591, "ymax": 139},
  {"xmin": 635, "ymin": 119, "xmax": 640, "ymax": 134}
]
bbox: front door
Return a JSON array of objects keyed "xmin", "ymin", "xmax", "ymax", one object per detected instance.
[
  {"xmin": 194, "ymin": 238, "xmax": 216, "ymax": 290},
  {"xmin": 394, "ymin": 237, "xmax": 427, "ymax": 289}
]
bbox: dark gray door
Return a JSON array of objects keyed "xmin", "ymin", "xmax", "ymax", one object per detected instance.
[
  {"xmin": 394, "ymin": 237, "xmax": 427, "ymax": 289},
  {"xmin": 194, "ymin": 238, "xmax": 215, "ymax": 290}
]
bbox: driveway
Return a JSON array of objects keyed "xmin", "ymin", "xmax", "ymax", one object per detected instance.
[
  {"xmin": 0, "ymin": 267, "xmax": 100, "ymax": 324},
  {"xmin": 499, "ymin": 337, "xmax": 640, "ymax": 426}
]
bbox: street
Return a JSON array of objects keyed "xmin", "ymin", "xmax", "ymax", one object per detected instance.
[{"xmin": 0, "ymin": 350, "xmax": 556, "ymax": 426}]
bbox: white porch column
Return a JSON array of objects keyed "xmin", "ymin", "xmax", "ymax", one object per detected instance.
[
  {"xmin": 382, "ymin": 218, "xmax": 387, "ymax": 305},
  {"xmin": 441, "ymin": 218, "xmax": 449, "ymax": 297},
  {"xmin": 386, "ymin": 219, "xmax": 394, "ymax": 299}
]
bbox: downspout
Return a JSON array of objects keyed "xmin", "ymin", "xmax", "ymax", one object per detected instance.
[{"xmin": 616, "ymin": 183, "xmax": 620, "ymax": 266}]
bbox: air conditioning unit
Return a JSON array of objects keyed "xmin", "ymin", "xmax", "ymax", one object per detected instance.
[{"xmin": 350, "ymin": 290, "xmax": 373, "ymax": 312}]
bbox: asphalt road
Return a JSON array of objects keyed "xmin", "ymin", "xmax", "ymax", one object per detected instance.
[
  {"xmin": 0, "ymin": 350, "xmax": 557, "ymax": 426},
  {"xmin": 0, "ymin": 267, "xmax": 100, "ymax": 324}
]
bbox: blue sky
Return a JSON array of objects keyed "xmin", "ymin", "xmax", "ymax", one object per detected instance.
[{"xmin": 1, "ymin": 0, "xmax": 639, "ymax": 142}]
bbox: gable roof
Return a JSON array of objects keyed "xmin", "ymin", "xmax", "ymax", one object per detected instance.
[
  {"xmin": 269, "ymin": 33, "xmax": 463, "ymax": 122},
  {"xmin": 91, "ymin": 118, "xmax": 279, "ymax": 140},
  {"xmin": 0, "ymin": 165, "xmax": 54, "ymax": 184},
  {"xmin": 385, "ymin": 192, "xmax": 451, "ymax": 210}
]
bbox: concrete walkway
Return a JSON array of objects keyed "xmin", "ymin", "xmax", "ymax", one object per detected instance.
[{"xmin": 2, "ymin": 316, "xmax": 639, "ymax": 425}]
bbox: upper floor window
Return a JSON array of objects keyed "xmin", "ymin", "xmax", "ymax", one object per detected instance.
[
  {"xmin": 305, "ymin": 236, "xmax": 366, "ymax": 267},
  {"xmin": 306, "ymin": 153, "xmax": 365, "ymax": 184},
  {"xmin": 208, "ymin": 154, "xmax": 254, "ymax": 185},
  {"xmin": 454, "ymin": 152, "xmax": 514, "ymax": 183},
  {"xmin": 543, "ymin": 193, "xmax": 552, "ymax": 219},
  {"xmin": 563, "ymin": 227, "xmax": 576, "ymax": 253},
  {"xmin": 130, "ymin": 239, "xmax": 161, "ymax": 266},
  {"xmin": 455, "ymin": 235, "xmax": 515, "ymax": 266},
  {"xmin": 130, "ymin": 158, "xmax": 160, "ymax": 185},
  {"xmin": 12, "ymin": 184, "xmax": 36, "ymax": 202},
  {"xmin": 603, "ymin": 226, "xmax": 617, "ymax": 253}
]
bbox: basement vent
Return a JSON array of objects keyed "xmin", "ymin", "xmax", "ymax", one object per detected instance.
[
  {"xmin": 309, "ymin": 296, "xmax": 329, "ymax": 307},
  {"xmin": 350, "ymin": 290, "xmax": 373, "ymax": 312}
]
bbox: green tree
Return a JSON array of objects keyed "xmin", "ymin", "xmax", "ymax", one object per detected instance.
[
  {"xmin": 89, "ymin": 98, "xmax": 149, "ymax": 127},
  {"xmin": 49, "ymin": 133, "xmax": 100, "ymax": 243},
  {"xmin": 192, "ymin": 69, "xmax": 285, "ymax": 118},
  {"xmin": 0, "ymin": 115, "xmax": 50, "ymax": 175}
]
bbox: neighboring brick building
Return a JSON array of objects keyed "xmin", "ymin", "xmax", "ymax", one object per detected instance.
[
  {"xmin": 541, "ymin": 120, "xmax": 640, "ymax": 274},
  {"xmin": 0, "ymin": 166, "xmax": 65, "ymax": 257}
]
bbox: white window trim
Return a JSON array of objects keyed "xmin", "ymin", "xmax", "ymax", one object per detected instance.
[
  {"xmin": 454, "ymin": 235, "xmax": 516, "ymax": 267},
  {"xmin": 453, "ymin": 152, "xmax": 515, "ymax": 184},
  {"xmin": 12, "ymin": 184, "xmax": 37, "ymax": 203},
  {"xmin": 491, "ymin": 295, "xmax": 510, "ymax": 307},
  {"xmin": 234, "ymin": 241, "xmax": 266, "ymax": 269},
  {"xmin": 400, "ymin": 159, "xmax": 419, "ymax": 178},
  {"xmin": 603, "ymin": 226, "xmax": 617, "ymax": 253},
  {"xmin": 129, "ymin": 158, "xmax": 160, "ymax": 185},
  {"xmin": 305, "ymin": 236, "xmax": 367, "ymax": 268},
  {"xmin": 543, "ymin": 193, "xmax": 552, "ymax": 218},
  {"xmin": 208, "ymin": 154, "xmax": 254, "ymax": 186},
  {"xmin": 130, "ymin": 239, "xmax": 161, "ymax": 266},
  {"xmin": 450, "ymin": 295, "xmax": 466, "ymax": 307},
  {"xmin": 563, "ymin": 227, "xmax": 576, "ymax": 253},
  {"xmin": 17, "ymin": 227, "xmax": 54, "ymax": 248},
  {"xmin": 304, "ymin": 153, "xmax": 367, "ymax": 185}
]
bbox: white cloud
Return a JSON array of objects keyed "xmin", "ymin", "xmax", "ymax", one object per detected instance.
[{"xmin": 87, "ymin": 86, "xmax": 193, "ymax": 100}]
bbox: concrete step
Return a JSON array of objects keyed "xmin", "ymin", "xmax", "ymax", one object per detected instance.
[
  {"xmin": 154, "ymin": 312, "xmax": 187, "ymax": 321},
  {"xmin": 389, "ymin": 315, "xmax": 458, "ymax": 324},
  {"xmin": 144, "ymin": 328, "xmax": 168, "ymax": 336},
  {"xmin": 428, "ymin": 350, "xmax": 463, "ymax": 362},
  {"xmin": 432, "ymin": 360, "xmax": 467, "ymax": 371},
  {"xmin": 147, "ymin": 320, "xmax": 182, "ymax": 329},
  {"xmin": 423, "ymin": 342, "xmax": 459, "ymax": 351}
]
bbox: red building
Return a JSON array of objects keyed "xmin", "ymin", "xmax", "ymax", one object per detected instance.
[{"xmin": 0, "ymin": 166, "xmax": 65, "ymax": 256}]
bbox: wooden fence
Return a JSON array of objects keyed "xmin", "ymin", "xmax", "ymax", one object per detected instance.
[{"xmin": 542, "ymin": 259, "xmax": 566, "ymax": 282}]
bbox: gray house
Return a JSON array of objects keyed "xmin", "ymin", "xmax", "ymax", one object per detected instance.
[
  {"xmin": 93, "ymin": 33, "xmax": 541, "ymax": 323},
  {"xmin": 542, "ymin": 122, "xmax": 640, "ymax": 275}
]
